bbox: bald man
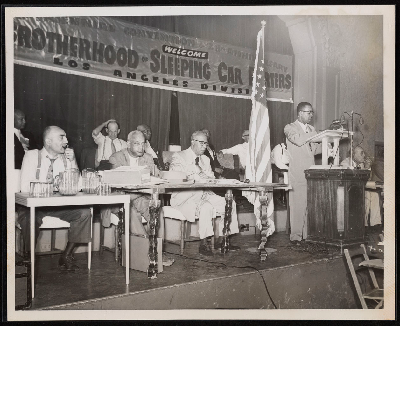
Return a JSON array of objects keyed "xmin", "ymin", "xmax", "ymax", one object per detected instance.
[
  {"xmin": 18, "ymin": 126, "xmax": 91, "ymax": 271},
  {"xmin": 92, "ymin": 119, "xmax": 127, "ymax": 169},
  {"xmin": 103, "ymin": 130, "xmax": 163, "ymax": 237},
  {"xmin": 14, "ymin": 109, "xmax": 38, "ymax": 169}
]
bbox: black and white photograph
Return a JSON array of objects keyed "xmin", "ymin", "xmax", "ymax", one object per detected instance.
[{"xmin": 4, "ymin": 5, "xmax": 395, "ymax": 321}]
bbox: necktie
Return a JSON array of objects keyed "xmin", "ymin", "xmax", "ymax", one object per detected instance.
[
  {"xmin": 46, "ymin": 157, "xmax": 56, "ymax": 183},
  {"xmin": 111, "ymin": 139, "xmax": 117, "ymax": 155},
  {"xmin": 195, "ymin": 156, "xmax": 200, "ymax": 166}
]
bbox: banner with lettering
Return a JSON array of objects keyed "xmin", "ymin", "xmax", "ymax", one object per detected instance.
[{"xmin": 14, "ymin": 16, "xmax": 293, "ymax": 101}]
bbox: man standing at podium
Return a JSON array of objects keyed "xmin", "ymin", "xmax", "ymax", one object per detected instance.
[{"xmin": 284, "ymin": 102, "xmax": 321, "ymax": 242}]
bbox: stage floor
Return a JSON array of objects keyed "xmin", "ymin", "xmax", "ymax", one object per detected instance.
[{"xmin": 16, "ymin": 231, "xmax": 375, "ymax": 311}]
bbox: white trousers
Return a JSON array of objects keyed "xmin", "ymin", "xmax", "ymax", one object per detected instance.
[
  {"xmin": 365, "ymin": 191, "xmax": 382, "ymax": 226},
  {"xmin": 198, "ymin": 194, "xmax": 239, "ymax": 239}
]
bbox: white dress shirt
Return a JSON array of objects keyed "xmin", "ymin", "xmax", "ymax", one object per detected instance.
[
  {"xmin": 221, "ymin": 142, "xmax": 249, "ymax": 168},
  {"xmin": 127, "ymin": 154, "xmax": 139, "ymax": 167},
  {"xmin": 92, "ymin": 133, "xmax": 127, "ymax": 163},
  {"xmin": 20, "ymin": 148, "xmax": 78, "ymax": 192},
  {"xmin": 14, "ymin": 128, "xmax": 29, "ymax": 151}
]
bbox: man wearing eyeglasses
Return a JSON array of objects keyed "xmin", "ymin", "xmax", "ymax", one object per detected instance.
[
  {"xmin": 104, "ymin": 130, "xmax": 162, "ymax": 236},
  {"xmin": 169, "ymin": 131, "xmax": 240, "ymax": 256},
  {"xmin": 284, "ymin": 102, "xmax": 321, "ymax": 242}
]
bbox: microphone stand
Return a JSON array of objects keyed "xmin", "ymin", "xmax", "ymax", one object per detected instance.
[{"xmin": 342, "ymin": 111, "xmax": 363, "ymax": 169}]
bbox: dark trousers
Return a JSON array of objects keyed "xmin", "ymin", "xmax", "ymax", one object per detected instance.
[{"xmin": 17, "ymin": 206, "xmax": 92, "ymax": 252}]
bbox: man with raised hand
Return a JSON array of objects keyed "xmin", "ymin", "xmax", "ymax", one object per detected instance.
[{"xmin": 92, "ymin": 119, "xmax": 127, "ymax": 169}]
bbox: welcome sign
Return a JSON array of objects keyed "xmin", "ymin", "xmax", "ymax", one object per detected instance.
[{"xmin": 14, "ymin": 16, "xmax": 293, "ymax": 101}]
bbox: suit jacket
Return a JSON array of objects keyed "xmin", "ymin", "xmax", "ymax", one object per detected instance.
[
  {"xmin": 108, "ymin": 149, "xmax": 158, "ymax": 172},
  {"xmin": 169, "ymin": 148, "xmax": 215, "ymax": 222},
  {"xmin": 14, "ymin": 129, "xmax": 38, "ymax": 169},
  {"xmin": 101, "ymin": 149, "xmax": 159, "ymax": 227},
  {"xmin": 284, "ymin": 120, "xmax": 321, "ymax": 186}
]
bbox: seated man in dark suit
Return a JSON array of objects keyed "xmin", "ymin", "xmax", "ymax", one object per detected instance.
[
  {"xmin": 101, "ymin": 130, "xmax": 163, "ymax": 237},
  {"xmin": 14, "ymin": 109, "xmax": 38, "ymax": 169}
]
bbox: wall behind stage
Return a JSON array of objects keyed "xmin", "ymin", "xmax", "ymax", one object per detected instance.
[{"xmin": 335, "ymin": 16, "xmax": 383, "ymax": 158}]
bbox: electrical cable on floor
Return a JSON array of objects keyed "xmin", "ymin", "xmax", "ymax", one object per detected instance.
[{"xmin": 164, "ymin": 250, "xmax": 278, "ymax": 309}]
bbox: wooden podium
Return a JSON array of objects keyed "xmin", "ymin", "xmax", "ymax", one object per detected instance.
[
  {"xmin": 304, "ymin": 130, "xmax": 370, "ymax": 250},
  {"xmin": 306, "ymin": 169, "xmax": 370, "ymax": 250}
]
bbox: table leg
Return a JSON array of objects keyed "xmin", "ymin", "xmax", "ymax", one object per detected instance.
[
  {"xmin": 124, "ymin": 200, "xmax": 130, "ymax": 285},
  {"xmin": 221, "ymin": 189, "xmax": 233, "ymax": 253},
  {"xmin": 147, "ymin": 190, "xmax": 161, "ymax": 279},
  {"xmin": 30, "ymin": 206, "xmax": 35, "ymax": 298},
  {"xmin": 259, "ymin": 190, "xmax": 270, "ymax": 261}
]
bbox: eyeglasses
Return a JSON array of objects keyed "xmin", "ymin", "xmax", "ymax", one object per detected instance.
[
  {"xmin": 131, "ymin": 141, "xmax": 145, "ymax": 147},
  {"xmin": 301, "ymin": 110, "xmax": 314, "ymax": 115},
  {"xmin": 193, "ymin": 140, "xmax": 208, "ymax": 146}
]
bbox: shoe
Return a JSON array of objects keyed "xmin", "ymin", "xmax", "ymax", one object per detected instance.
[
  {"xmin": 162, "ymin": 253, "xmax": 174, "ymax": 267},
  {"xmin": 214, "ymin": 240, "xmax": 241, "ymax": 251},
  {"xmin": 199, "ymin": 243, "xmax": 213, "ymax": 256},
  {"xmin": 59, "ymin": 255, "xmax": 79, "ymax": 272}
]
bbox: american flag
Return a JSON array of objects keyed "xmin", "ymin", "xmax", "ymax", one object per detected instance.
[{"xmin": 243, "ymin": 22, "xmax": 275, "ymax": 236}]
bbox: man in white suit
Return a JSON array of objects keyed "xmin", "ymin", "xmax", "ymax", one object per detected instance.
[
  {"xmin": 169, "ymin": 131, "xmax": 240, "ymax": 256},
  {"xmin": 284, "ymin": 102, "xmax": 321, "ymax": 242}
]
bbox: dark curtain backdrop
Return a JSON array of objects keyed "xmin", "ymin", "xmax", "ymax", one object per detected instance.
[
  {"xmin": 14, "ymin": 64, "xmax": 171, "ymax": 165},
  {"xmin": 177, "ymin": 93, "xmax": 251, "ymax": 150},
  {"xmin": 177, "ymin": 93, "xmax": 292, "ymax": 151}
]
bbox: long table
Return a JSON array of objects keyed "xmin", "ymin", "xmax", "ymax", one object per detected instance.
[
  {"xmin": 114, "ymin": 180, "xmax": 289, "ymax": 278},
  {"xmin": 15, "ymin": 192, "xmax": 131, "ymax": 298}
]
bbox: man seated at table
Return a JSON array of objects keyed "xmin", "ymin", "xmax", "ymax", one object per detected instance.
[
  {"xmin": 103, "ymin": 130, "xmax": 163, "ymax": 237},
  {"xmin": 137, "ymin": 123, "xmax": 164, "ymax": 170},
  {"xmin": 18, "ymin": 126, "xmax": 92, "ymax": 271},
  {"xmin": 341, "ymin": 146, "xmax": 382, "ymax": 228},
  {"xmin": 169, "ymin": 130, "xmax": 240, "ymax": 256},
  {"xmin": 92, "ymin": 119, "xmax": 127, "ymax": 170}
]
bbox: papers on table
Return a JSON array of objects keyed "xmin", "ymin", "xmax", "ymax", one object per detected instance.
[
  {"xmin": 114, "ymin": 166, "xmax": 148, "ymax": 171},
  {"xmin": 196, "ymin": 179, "xmax": 242, "ymax": 184}
]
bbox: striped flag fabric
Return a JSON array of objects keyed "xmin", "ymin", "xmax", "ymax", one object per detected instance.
[{"xmin": 243, "ymin": 22, "xmax": 275, "ymax": 236}]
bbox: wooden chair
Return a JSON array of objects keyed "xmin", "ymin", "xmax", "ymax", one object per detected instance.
[
  {"xmin": 344, "ymin": 244, "xmax": 384, "ymax": 309},
  {"xmin": 163, "ymin": 206, "xmax": 219, "ymax": 255},
  {"xmin": 100, "ymin": 211, "xmax": 147, "ymax": 263}
]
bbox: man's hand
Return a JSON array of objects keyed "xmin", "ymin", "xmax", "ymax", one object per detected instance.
[
  {"xmin": 65, "ymin": 148, "xmax": 76, "ymax": 162},
  {"xmin": 93, "ymin": 119, "xmax": 116, "ymax": 137}
]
